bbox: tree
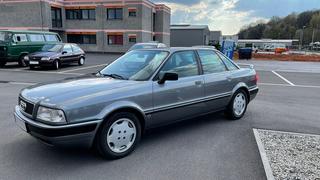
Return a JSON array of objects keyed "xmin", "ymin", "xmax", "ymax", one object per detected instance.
[{"xmin": 310, "ymin": 13, "xmax": 320, "ymax": 29}]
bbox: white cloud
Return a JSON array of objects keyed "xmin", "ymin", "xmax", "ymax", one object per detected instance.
[{"xmin": 159, "ymin": 0, "xmax": 269, "ymax": 34}]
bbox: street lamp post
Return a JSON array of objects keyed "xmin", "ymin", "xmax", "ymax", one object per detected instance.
[{"xmin": 299, "ymin": 26, "xmax": 306, "ymax": 51}]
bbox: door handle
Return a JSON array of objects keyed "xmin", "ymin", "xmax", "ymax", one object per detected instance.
[{"xmin": 195, "ymin": 81, "xmax": 203, "ymax": 86}]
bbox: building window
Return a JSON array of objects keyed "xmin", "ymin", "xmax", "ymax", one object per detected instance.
[
  {"xmin": 128, "ymin": 8, "xmax": 137, "ymax": 17},
  {"xmin": 51, "ymin": 7, "xmax": 62, "ymax": 28},
  {"xmin": 152, "ymin": 12, "xmax": 156, "ymax": 32},
  {"xmin": 129, "ymin": 11, "xmax": 136, "ymax": 17},
  {"xmin": 108, "ymin": 35, "xmax": 123, "ymax": 45},
  {"xmin": 107, "ymin": 8, "xmax": 123, "ymax": 20},
  {"xmin": 129, "ymin": 36, "xmax": 136, "ymax": 43},
  {"xmin": 66, "ymin": 9, "xmax": 96, "ymax": 20},
  {"xmin": 67, "ymin": 34, "xmax": 96, "ymax": 44}
]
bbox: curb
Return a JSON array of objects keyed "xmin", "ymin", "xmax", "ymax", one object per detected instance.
[{"xmin": 253, "ymin": 128, "xmax": 275, "ymax": 180}]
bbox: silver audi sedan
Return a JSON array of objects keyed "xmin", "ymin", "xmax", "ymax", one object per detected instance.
[{"xmin": 14, "ymin": 47, "xmax": 258, "ymax": 159}]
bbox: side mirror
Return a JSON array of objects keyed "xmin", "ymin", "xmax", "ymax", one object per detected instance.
[
  {"xmin": 62, "ymin": 51, "xmax": 67, "ymax": 54},
  {"xmin": 158, "ymin": 72, "xmax": 178, "ymax": 84}
]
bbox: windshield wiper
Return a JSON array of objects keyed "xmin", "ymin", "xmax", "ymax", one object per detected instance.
[{"xmin": 100, "ymin": 73, "xmax": 127, "ymax": 80}]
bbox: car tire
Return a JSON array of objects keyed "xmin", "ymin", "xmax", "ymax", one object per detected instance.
[
  {"xmin": 78, "ymin": 57, "xmax": 85, "ymax": 66},
  {"xmin": 18, "ymin": 55, "xmax": 28, "ymax": 67},
  {"xmin": 0, "ymin": 61, "xmax": 6, "ymax": 67},
  {"xmin": 225, "ymin": 89, "xmax": 248, "ymax": 120},
  {"xmin": 95, "ymin": 112, "xmax": 141, "ymax": 159},
  {"xmin": 53, "ymin": 60, "xmax": 60, "ymax": 70}
]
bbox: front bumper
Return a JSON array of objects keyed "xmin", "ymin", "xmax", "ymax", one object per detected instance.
[
  {"xmin": 28, "ymin": 60, "xmax": 54, "ymax": 67},
  {"xmin": 14, "ymin": 106, "xmax": 101, "ymax": 148}
]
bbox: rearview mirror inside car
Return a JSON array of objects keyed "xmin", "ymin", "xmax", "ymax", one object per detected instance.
[{"xmin": 158, "ymin": 72, "xmax": 178, "ymax": 84}]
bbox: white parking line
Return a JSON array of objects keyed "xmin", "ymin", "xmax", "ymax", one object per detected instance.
[
  {"xmin": 259, "ymin": 83, "xmax": 320, "ymax": 88},
  {"xmin": 59, "ymin": 64, "xmax": 107, "ymax": 73},
  {"xmin": 0, "ymin": 68, "xmax": 83, "ymax": 75},
  {"xmin": 271, "ymin": 71, "xmax": 295, "ymax": 86}
]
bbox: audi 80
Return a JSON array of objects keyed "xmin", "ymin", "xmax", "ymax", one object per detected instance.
[{"xmin": 14, "ymin": 47, "xmax": 258, "ymax": 159}]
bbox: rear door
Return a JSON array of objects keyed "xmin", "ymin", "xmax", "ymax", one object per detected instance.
[
  {"xmin": 197, "ymin": 50, "xmax": 233, "ymax": 111},
  {"xmin": 151, "ymin": 50, "xmax": 206, "ymax": 127}
]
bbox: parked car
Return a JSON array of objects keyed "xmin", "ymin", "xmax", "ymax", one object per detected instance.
[
  {"xmin": 14, "ymin": 47, "xmax": 259, "ymax": 159},
  {"xmin": 0, "ymin": 30, "xmax": 61, "ymax": 67},
  {"xmin": 25, "ymin": 43, "xmax": 85, "ymax": 70},
  {"xmin": 128, "ymin": 42, "xmax": 167, "ymax": 51}
]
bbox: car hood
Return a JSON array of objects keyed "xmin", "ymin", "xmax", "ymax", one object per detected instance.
[
  {"xmin": 29, "ymin": 51, "xmax": 58, "ymax": 58},
  {"xmin": 20, "ymin": 75, "xmax": 145, "ymax": 106}
]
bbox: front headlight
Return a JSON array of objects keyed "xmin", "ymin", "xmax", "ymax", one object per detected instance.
[
  {"xmin": 41, "ymin": 57, "xmax": 50, "ymax": 61},
  {"xmin": 24, "ymin": 56, "xmax": 29, "ymax": 60},
  {"xmin": 37, "ymin": 106, "xmax": 66, "ymax": 123}
]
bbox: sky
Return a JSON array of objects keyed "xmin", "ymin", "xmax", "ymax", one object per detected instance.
[{"xmin": 153, "ymin": 0, "xmax": 320, "ymax": 35}]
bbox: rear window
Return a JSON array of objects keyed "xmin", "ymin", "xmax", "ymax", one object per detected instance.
[
  {"xmin": 45, "ymin": 34, "xmax": 59, "ymax": 42},
  {"xmin": 28, "ymin": 34, "xmax": 45, "ymax": 42}
]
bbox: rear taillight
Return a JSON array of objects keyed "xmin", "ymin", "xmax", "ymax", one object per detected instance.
[{"xmin": 254, "ymin": 73, "xmax": 259, "ymax": 83}]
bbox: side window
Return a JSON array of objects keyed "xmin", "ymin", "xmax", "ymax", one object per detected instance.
[
  {"xmin": 198, "ymin": 50, "xmax": 227, "ymax": 74},
  {"xmin": 160, "ymin": 51, "xmax": 199, "ymax": 78},
  {"xmin": 71, "ymin": 44, "xmax": 82, "ymax": 53},
  {"xmin": 13, "ymin": 34, "xmax": 28, "ymax": 42},
  {"xmin": 63, "ymin": 44, "xmax": 73, "ymax": 53},
  {"xmin": 44, "ymin": 34, "xmax": 58, "ymax": 42},
  {"xmin": 216, "ymin": 52, "xmax": 239, "ymax": 71},
  {"xmin": 28, "ymin": 34, "xmax": 45, "ymax": 42}
]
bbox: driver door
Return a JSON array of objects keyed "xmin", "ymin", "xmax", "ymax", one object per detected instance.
[
  {"xmin": 60, "ymin": 44, "xmax": 73, "ymax": 62},
  {"xmin": 150, "ymin": 50, "xmax": 206, "ymax": 127}
]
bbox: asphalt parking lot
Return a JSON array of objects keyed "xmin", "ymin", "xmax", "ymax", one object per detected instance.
[{"xmin": 0, "ymin": 54, "xmax": 320, "ymax": 180}]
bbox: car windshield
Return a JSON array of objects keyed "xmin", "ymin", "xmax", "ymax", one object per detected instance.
[
  {"xmin": 0, "ymin": 32, "xmax": 11, "ymax": 43},
  {"xmin": 41, "ymin": 44, "xmax": 63, "ymax": 52},
  {"xmin": 130, "ymin": 44, "xmax": 157, "ymax": 51},
  {"xmin": 99, "ymin": 50, "xmax": 169, "ymax": 81}
]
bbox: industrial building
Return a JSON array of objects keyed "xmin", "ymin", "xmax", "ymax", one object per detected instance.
[
  {"xmin": 237, "ymin": 39, "xmax": 299, "ymax": 49},
  {"xmin": 0, "ymin": 0, "xmax": 171, "ymax": 53},
  {"xmin": 170, "ymin": 24, "xmax": 210, "ymax": 47}
]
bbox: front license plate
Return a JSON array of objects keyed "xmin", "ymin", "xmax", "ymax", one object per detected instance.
[
  {"xmin": 15, "ymin": 114, "xmax": 27, "ymax": 132},
  {"xmin": 29, "ymin": 61, "xmax": 39, "ymax": 65}
]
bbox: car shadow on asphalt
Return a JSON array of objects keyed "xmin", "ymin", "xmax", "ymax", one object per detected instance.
[{"xmin": 4, "ymin": 111, "xmax": 229, "ymax": 168}]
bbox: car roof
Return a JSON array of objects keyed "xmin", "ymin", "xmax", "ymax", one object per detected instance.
[
  {"xmin": 133, "ymin": 47, "xmax": 219, "ymax": 53},
  {"xmin": 134, "ymin": 42, "xmax": 164, "ymax": 46}
]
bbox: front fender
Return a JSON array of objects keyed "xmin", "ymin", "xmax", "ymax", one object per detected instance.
[{"xmin": 97, "ymin": 101, "xmax": 147, "ymax": 121}]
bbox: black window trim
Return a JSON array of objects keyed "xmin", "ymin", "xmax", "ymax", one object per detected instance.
[{"xmin": 152, "ymin": 50, "xmax": 202, "ymax": 81}]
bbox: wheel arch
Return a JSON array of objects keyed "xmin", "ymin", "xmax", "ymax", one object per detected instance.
[
  {"xmin": 231, "ymin": 82, "xmax": 250, "ymax": 102},
  {"xmin": 97, "ymin": 102, "xmax": 147, "ymax": 133}
]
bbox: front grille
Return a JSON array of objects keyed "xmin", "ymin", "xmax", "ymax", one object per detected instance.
[
  {"xmin": 19, "ymin": 97, "xmax": 35, "ymax": 115},
  {"xmin": 30, "ymin": 56, "xmax": 41, "ymax": 61}
]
